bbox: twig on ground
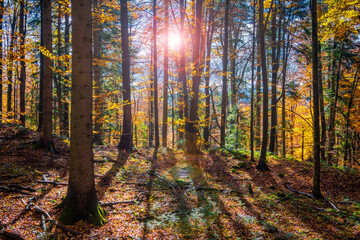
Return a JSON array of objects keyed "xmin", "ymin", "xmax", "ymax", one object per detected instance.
[
  {"xmin": 284, "ymin": 184, "xmax": 315, "ymax": 199},
  {"xmin": 324, "ymin": 197, "xmax": 340, "ymax": 211},
  {"xmin": 0, "ymin": 185, "xmax": 32, "ymax": 195},
  {"xmin": 37, "ymin": 180, "xmax": 67, "ymax": 186}
]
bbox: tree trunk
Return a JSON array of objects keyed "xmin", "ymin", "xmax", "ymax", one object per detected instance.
[
  {"xmin": 162, "ymin": 0, "xmax": 169, "ymax": 147},
  {"xmin": 60, "ymin": 0, "xmax": 105, "ymax": 226},
  {"xmin": 63, "ymin": 10, "xmax": 70, "ymax": 137},
  {"xmin": 256, "ymin": 0, "xmax": 270, "ymax": 171},
  {"xmin": 7, "ymin": 12, "xmax": 17, "ymax": 114},
  {"xmin": 40, "ymin": 0, "xmax": 54, "ymax": 151},
  {"xmin": 311, "ymin": 0, "xmax": 322, "ymax": 199},
  {"xmin": 327, "ymin": 44, "xmax": 344, "ymax": 166},
  {"xmin": 19, "ymin": 0, "xmax": 26, "ymax": 126},
  {"xmin": 117, "ymin": 0, "xmax": 133, "ymax": 152},
  {"xmin": 269, "ymin": 2, "xmax": 280, "ymax": 154},
  {"xmin": 54, "ymin": 1, "xmax": 63, "ymax": 135},
  {"xmin": 250, "ymin": 0, "xmax": 256, "ymax": 162},
  {"xmin": 93, "ymin": 0, "xmax": 103, "ymax": 145},
  {"xmin": 203, "ymin": 2, "xmax": 215, "ymax": 148},
  {"xmin": 185, "ymin": 0, "xmax": 203, "ymax": 154},
  {"xmin": 153, "ymin": 0, "xmax": 159, "ymax": 147},
  {"xmin": 178, "ymin": 0, "xmax": 188, "ymax": 147},
  {"xmin": 220, "ymin": 0, "xmax": 230, "ymax": 147},
  {"xmin": 318, "ymin": 43, "xmax": 326, "ymax": 162}
]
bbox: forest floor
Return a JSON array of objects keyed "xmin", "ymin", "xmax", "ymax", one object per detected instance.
[{"xmin": 1, "ymin": 124, "xmax": 360, "ymax": 240}]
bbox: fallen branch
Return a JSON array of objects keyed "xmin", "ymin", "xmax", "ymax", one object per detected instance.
[
  {"xmin": 100, "ymin": 200, "xmax": 137, "ymax": 207},
  {"xmin": 0, "ymin": 186, "xmax": 32, "ymax": 195},
  {"xmin": 8, "ymin": 184, "xmax": 36, "ymax": 192},
  {"xmin": 37, "ymin": 180, "xmax": 67, "ymax": 186},
  {"xmin": 32, "ymin": 204, "xmax": 82, "ymax": 235},
  {"xmin": 324, "ymin": 197, "xmax": 340, "ymax": 211},
  {"xmin": 274, "ymin": 197, "xmax": 290, "ymax": 204},
  {"xmin": 284, "ymin": 184, "xmax": 315, "ymax": 199}
]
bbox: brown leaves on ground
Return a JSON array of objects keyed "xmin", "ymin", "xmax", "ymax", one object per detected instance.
[{"xmin": 1, "ymin": 124, "xmax": 360, "ymax": 239}]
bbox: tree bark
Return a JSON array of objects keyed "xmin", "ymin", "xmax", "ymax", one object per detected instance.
[
  {"xmin": 178, "ymin": 0, "xmax": 188, "ymax": 147},
  {"xmin": 203, "ymin": 1, "xmax": 215, "ymax": 148},
  {"xmin": 250, "ymin": 0, "xmax": 256, "ymax": 162},
  {"xmin": 220, "ymin": 0, "xmax": 230, "ymax": 147},
  {"xmin": 185, "ymin": 0, "xmax": 203, "ymax": 154},
  {"xmin": 19, "ymin": 0, "xmax": 26, "ymax": 126},
  {"xmin": 153, "ymin": 0, "xmax": 159, "ymax": 147},
  {"xmin": 256, "ymin": 0, "xmax": 270, "ymax": 171},
  {"xmin": 60, "ymin": 0, "xmax": 105, "ymax": 226},
  {"xmin": 7, "ymin": 12, "xmax": 17, "ymax": 114},
  {"xmin": 162, "ymin": 0, "xmax": 169, "ymax": 147},
  {"xmin": 311, "ymin": 0, "xmax": 322, "ymax": 199},
  {"xmin": 40, "ymin": 0, "xmax": 54, "ymax": 151},
  {"xmin": 117, "ymin": 0, "xmax": 133, "ymax": 152},
  {"xmin": 63, "ymin": 10, "xmax": 70, "ymax": 137}
]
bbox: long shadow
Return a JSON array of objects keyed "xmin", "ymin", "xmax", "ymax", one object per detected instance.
[
  {"xmin": 96, "ymin": 151, "xmax": 130, "ymax": 201},
  {"xmin": 142, "ymin": 147, "xmax": 158, "ymax": 240},
  {"xmin": 207, "ymin": 152, "xmax": 338, "ymax": 239},
  {"xmin": 187, "ymin": 155, "xmax": 252, "ymax": 239}
]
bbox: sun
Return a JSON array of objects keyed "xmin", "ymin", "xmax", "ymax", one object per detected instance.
[{"xmin": 168, "ymin": 32, "xmax": 181, "ymax": 49}]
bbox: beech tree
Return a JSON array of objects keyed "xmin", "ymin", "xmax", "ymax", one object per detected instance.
[{"xmin": 60, "ymin": 0, "xmax": 106, "ymax": 225}]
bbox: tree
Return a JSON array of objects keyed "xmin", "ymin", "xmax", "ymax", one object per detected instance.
[
  {"xmin": 220, "ymin": 0, "xmax": 230, "ymax": 147},
  {"xmin": 117, "ymin": 0, "xmax": 133, "ymax": 152},
  {"xmin": 162, "ymin": 0, "xmax": 169, "ymax": 148},
  {"xmin": 7, "ymin": 10, "xmax": 16, "ymax": 114},
  {"xmin": 19, "ymin": 0, "xmax": 27, "ymax": 126},
  {"xmin": 153, "ymin": 0, "xmax": 159, "ymax": 147},
  {"xmin": 60, "ymin": 0, "xmax": 106, "ymax": 225},
  {"xmin": 256, "ymin": 0, "xmax": 270, "ymax": 171},
  {"xmin": 40, "ymin": 0, "xmax": 55, "ymax": 151},
  {"xmin": 250, "ymin": 0, "xmax": 256, "ymax": 162},
  {"xmin": 185, "ymin": 0, "xmax": 203, "ymax": 154},
  {"xmin": 311, "ymin": 0, "xmax": 322, "ymax": 199}
]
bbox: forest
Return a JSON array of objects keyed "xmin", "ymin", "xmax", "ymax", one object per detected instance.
[{"xmin": 0, "ymin": 0, "xmax": 360, "ymax": 239}]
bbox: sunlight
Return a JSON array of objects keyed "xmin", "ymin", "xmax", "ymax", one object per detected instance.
[{"xmin": 168, "ymin": 32, "xmax": 181, "ymax": 49}]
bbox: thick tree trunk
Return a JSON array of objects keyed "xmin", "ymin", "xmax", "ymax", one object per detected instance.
[
  {"xmin": 311, "ymin": 0, "xmax": 322, "ymax": 199},
  {"xmin": 60, "ymin": 0, "xmax": 105, "ymax": 226},
  {"xmin": 19, "ymin": 0, "xmax": 26, "ymax": 126},
  {"xmin": 162, "ymin": 0, "xmax": 169, "ymax": 147},
  {"xmin": 40, "ymin": 0, "xmax": 54, "ymax": 151},
  {"xmin": 220, "ymin": 0, "xmax": 230, "ymax": 147},
  {"xmin": 257, "ymin": 0, "xmax": 270, "ymax": 171},
  {"xmin": 117, "ymin": 0, "xmax": 133, "ymax": 152},
  {"xmin": 185, "ymin": 0, "xmax": 203, "ymax": 154},
  {"xmin": 269, "ymin": 2, "xmax": 280, "ymax": 154},
  {"xmin": 93, "ymin": 0, "xmax": 103, "ymax": 145}
]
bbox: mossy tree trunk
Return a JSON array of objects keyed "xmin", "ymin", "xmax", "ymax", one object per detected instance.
[{"xmin": 60, "ymin": 0, "xmax": 105, "ymax": 225}]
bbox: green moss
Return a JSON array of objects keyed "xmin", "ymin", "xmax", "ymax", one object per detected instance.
[
  {"xmin": 59, "ymin": 200, "xmax": 78, "ymax": 225},
  {"xmin": 88, "ymin": 204, "xmax": 107, "ymax": 226}
]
